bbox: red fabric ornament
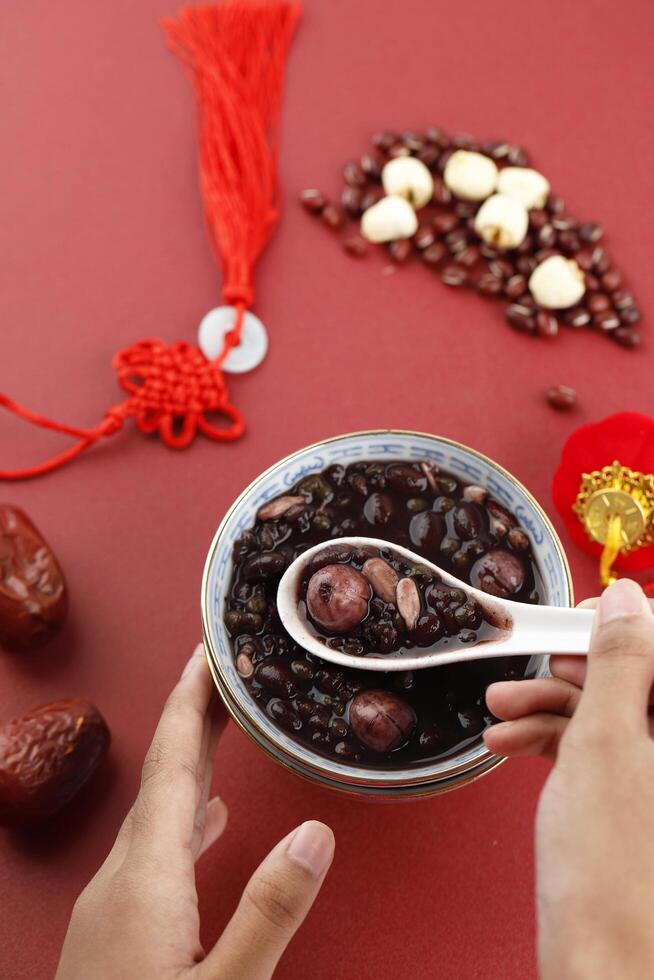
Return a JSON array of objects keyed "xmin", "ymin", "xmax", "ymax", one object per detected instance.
[
  {"xmin": 0, "ymin": 0, "xmax": 300, "ymax": 481},
  {"xmin": 552, "ymin": 411, "xmax": 654, "ymax": 572}
]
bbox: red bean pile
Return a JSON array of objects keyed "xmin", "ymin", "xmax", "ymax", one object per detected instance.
[{"xmin": 300, "ymin": 128, "xmax": 642, "ymax": 349}]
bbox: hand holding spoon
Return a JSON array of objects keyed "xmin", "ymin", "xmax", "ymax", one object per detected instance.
[{"xmin": 277, "ymin": 537, "xmax": 593, "ymax": 673}]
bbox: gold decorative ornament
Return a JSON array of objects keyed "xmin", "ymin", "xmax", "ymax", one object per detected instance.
[{"xmin": 574, "ymin": 461, "xmax": 654, "ymax": 585}]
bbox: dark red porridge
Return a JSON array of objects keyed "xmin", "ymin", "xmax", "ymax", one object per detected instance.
[{"xmin": 224, "ymin": 460, "xmax": 543, "ymax": 767}]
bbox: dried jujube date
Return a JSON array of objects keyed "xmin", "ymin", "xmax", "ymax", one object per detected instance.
[
  {"xmin": 0, "ymin": 699, "xmax": 110, "ymax": 825},
  {"xmin": 0, "ymin": 505, "xmax": 68, "ymax": 652}
]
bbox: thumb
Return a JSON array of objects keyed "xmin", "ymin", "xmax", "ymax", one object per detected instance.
[
  {"xmin": 573, "ymin": 578, "xmax": 654, "ymax": 738},
  {"xmin": 200, "ymin": 820, "xmax": 334, "ymax": 980}
]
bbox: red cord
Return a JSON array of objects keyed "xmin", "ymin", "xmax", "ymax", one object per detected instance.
[
  {"xmin": 0, "ymin": 0, "xmax": 299, "ymax": 480},
  {"xmin": 0, "ymin": 340, "xmax": 245, "ymax": 479}
]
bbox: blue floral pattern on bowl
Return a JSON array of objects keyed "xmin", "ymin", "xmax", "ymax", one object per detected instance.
[{"xmin": 202, "ymin": 431, "xmax": 572, "ymax": 793}]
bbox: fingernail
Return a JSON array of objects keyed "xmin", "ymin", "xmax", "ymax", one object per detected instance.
[
  {"xmin": 287, "ymin": 821, "xmax": 334, "ymax": 877},
  {"xmin": 599, "ymin": 579, "xmax": 647, "ymax": 624},
  {"xmin": 182, "ymin": 643, "xmax": 205, "ymax": 677}
]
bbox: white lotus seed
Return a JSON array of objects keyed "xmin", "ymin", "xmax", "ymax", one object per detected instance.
[
  {"xmin": 529, "ymin": 255, "xmax": 586, "ymax": 309},
  {"xmin": 381, "ymin": 157, "xmax": 434, "ymax": 209},
  {"xmin": 443, "ymin": 150, "xmax": 498, "ymax": 201},
  {"xmin": 497, "ymin": 167, "xmax": 550, "ymax": 210},
  {"xmin": 360, "ymin": 195, "xmax": 418, "ymax": 244},
  {"xmin": 473, "ymin": 193, "xmax": 529, "ymax": 250}
]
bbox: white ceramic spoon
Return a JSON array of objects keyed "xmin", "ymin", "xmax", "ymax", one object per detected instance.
[{"xmin": 277, "ymin": 537, "xmax": 593, "ymax": 673}]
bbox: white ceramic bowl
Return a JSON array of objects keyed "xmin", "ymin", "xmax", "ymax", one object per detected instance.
[{"xmin": 201, "ymin": 430, "xmax": 573, "ymax": 799}]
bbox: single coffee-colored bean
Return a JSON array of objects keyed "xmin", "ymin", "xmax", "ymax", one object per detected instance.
[
  {"xmin": 360, "ymin": 153, "xmax": 382, "ymax": 179},
  {"xmin": 562, "ymin": 306, "xmax": 591, "ymax": 328},
  {"xmin": 504, "ymin": 274, "xmax": 528, "ymax": 300},
  {"xmin": 409, "ymin": 511, "xmax": 445, "ymax": 553},
  {"xmin": 341, "ymin": 186, "xmax": 362, "ymax": 217},
  {"xmin": 321, "ymin": 203, "xmax": 345, "ymax": 229},
  {"xmin": 363, "ymin": 492, "xmax": 395, "ymax": 525},
  {"xmin": 546, "ymin": 384, "xmax": 577, "ymax": 410},
  {"xmin": 593, "ymin": 311, "xmax": 621, "ymax": 331},
  {"xmin": 619, "ymin": 306, "xmax": 641, "ymax": 325},
  {"xmin": 343, "ymin": 235, "xmax": 368, "ymax": 257},
  {"xmin": 268, "ymin": 699, "xmax": 302, "ymax": 732},
  {"xmin": 477, "ymin": 272, "xmax": 503, "ymax": 296},
  {"xmin": 343, "ymin": 160, "xmax": 367, "ymax": 187},
  {"xmin": 255, "ymin": 661, "xmax": 299, "ymax": 698},
  {"xmin": 299, "ymin": 188, "xmax": 326, "ymax": 213},
  {"xmin": 471, "ymin": 549, "xmax": 525, "ymax": 598},
  {"xmin": 453, "ymin": 503, "xmax": 483, "ymax": 540},
  {"xmin": 507, "ymin": 527, "xmax": 530, "ymax": 551},
  {"xmin": 536, "ymin": 310, "xmax": 559, "ymax": 338},
  {"xmin": 587, "ymin": 292, "xmax": 610, "ymax": 314},
  {"xmin": 601, "ymin": 268, "xmax": 622, "ymax": 292},
  {"xmin": 505, "ymin": 305, "xmax": 536, "ymax": 334},
  {"xmin": 243, "ymin": 551, "xmax": 286, "ymax": 582},
  {"xmin": 579, "ymin": 222, "xmax": 603, "ymax": 243},
  {"xmin": 612, "ymin": 290, "xmax": 635, "ymax": 310},
  {"xmin": 610, "ymin": 327, "xmax": 640, "ymax": 348},
  {"xmin": 388, "ymin": 239, "xmax": 412, "ymax": 263},
  {"xmin": 441, "ymin": 264, "xmax": 467, "ymax": 287},
  {"xmin": 414, "ymin": 225, "xmax": 436, "ymax": 250},
  {"xmin": 421, "ymin": 241, "xmax": 446, "ymax": 265}
]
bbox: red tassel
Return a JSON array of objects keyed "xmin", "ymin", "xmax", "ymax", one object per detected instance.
[
  {"xmin": 164, "ymin": 0, "xmax": 301, "ymax": 356},
  {"xmin": 0, "ymin": 0, "xmax": 299, "ymax": 479}
]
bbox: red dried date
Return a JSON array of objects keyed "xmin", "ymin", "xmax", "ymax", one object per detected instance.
[
  {"xmin": 0, "ymin": 699, "xmax": 110, "ymax": 824},
  {"xmin": 0, "ymin": 505, "xmax": 68, "ymax": 651}
]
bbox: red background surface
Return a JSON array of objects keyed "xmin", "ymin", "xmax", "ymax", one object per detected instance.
[{"xmin": 1, "ymin": 2, "xmax": 653, "ymax": 977}]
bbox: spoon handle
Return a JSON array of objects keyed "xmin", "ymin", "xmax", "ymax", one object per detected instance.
[{"xmin": 502, "ymin": 604, "xmax": 595, "ymax": 655}]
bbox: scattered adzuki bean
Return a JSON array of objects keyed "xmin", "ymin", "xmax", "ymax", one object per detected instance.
[
  {"xmin": 593, "ymin": 311, "xmax": 621, "ymax": 331},
  {"xmin": 300, "ymin": 126, "xmax": 643, "ymax": 359},
  {"xmin": 341, "ymin": 186, "xmax": 362, "ymax": 217},
  {"xmin": 343, "ymin": 235, "xmax": 368, "ymax": 257},
  {"xmin": 421, "ymin": 242, "xmax": 446, "ymax": 265},
  {"xmin": 415, "ymin": 225, "xmax": 436, "ymax": 249},
  {"xmin": 299, "ymin": 188, "xmax": 326, "ymax": 213},
  {"xmin": 441, "ymin": 264, "xmax": 467, "ymax": 286},
  {"xmin": 611, "ymin": 327, "xmax": 641, "ymax": 348},
  {"xmin": 506, "ymin": 305, "xmax": 536, "ymax": 333},
  {"xmin": 321, "ymin": 203, "xmax": 344, "ymax": 229},
  {"xmin": 620, "ymin": 305, "xmax": 641, "ymax": 325},
  {"xmin": 388, "ymin": 239, "xmax": 412, "ymax": 263},
  {"xmin": 536, "ymin": 310, "xmax": 558, "ymax": 338},
  {"xmin": 343, "ymin": 161, "xmax": 366, "ymax": 187},
  {"xmin": 546, "ymin": 385, "xmax": 577, "ymax": 411}
]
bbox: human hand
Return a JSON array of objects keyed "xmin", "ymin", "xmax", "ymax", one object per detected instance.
[
  {"xmin": 484, "ymin": 579, "xmax": 654, "ymax": 979},
  {"xmin": 56, "ymin": 644, "xmax": 335, "ymax": 980}
]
